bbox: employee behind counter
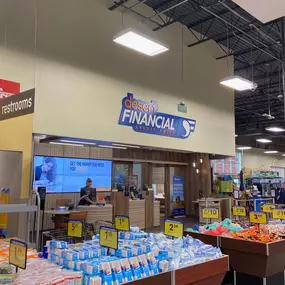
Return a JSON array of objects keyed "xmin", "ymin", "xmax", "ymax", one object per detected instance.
[{"xmin": 78, "ymin": 178, "xmax": 97, "ymax": 205}]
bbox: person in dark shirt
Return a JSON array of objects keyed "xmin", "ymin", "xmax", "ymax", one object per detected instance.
[{"xmin": 78, "ymin": 178, "xmax": 96, "ymax": 205}]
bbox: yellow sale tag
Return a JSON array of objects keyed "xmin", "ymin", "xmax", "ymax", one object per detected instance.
[
  {"xmin": 9, "ymin": 239, "xmax": 27, "ymax": 269},
  {"xmin": 68, "ymin": 220, "xmax": 83, "ymax": 238},
  {"xmin": 115, "ymin": 216, "xmax": 130, "ymax": 231},
  {"xmin": 202, "ymin": 208, "xmax": 219, "ymax": 219},
  {"xmin": 164, "ymin": 219, "xmax": 184, "ymax": 238},
  {"xmin": 262, "ymin": 204, "xmax": 276, "ymax": 213},
  {"xmin": 100, "ymin": 226, "xmax": 118, "ymax": 250},
  {"xmin": 272, "ymin": 209, "xmax": 285, "ymax": 220},
  {"xmin": 232, "ymin": 206, "xmax": 246, "ymax": 217},
  {"xmin": 249, "ymin": 212, "xmax": 267, "ymax": 224}
]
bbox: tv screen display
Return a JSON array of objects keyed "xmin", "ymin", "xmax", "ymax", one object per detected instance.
[{"xmin": 33, "ymin": 156, "xmax": 112, "ymax": 193}]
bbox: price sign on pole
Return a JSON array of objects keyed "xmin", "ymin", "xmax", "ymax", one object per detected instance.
[
  {"xmin": 262, "ymin": 204, "xmax": 276, "ymax": 213},
  {"xmin": 9, "ymin": 239, "xmax": 27, "ymax": 270},
  {"xmin": 164, "ymin": 219, "xmax": 184, "ymax": 238},
  {"xmin": 249, "ymin": 212, "xmax": 267, "ymax": 224},
  {"xmin": 100, "ymin": 226, "xmax": 118, "ymax": 250},
  {"xmin": 115, "ymin": 215, "xmax": 130, "ymax": 231},
  {"xmin": 68, "ymin": 220, "xmax": 83, "ymax": 238},
  {"xmin": 232, "ymin": 206, "xmax": 246, "ymax": 217},
  {"xmin": 272, "ymin": 209, "xmax": 285, "ymax": 220},
  {"xmin": 202, "ymin": 208, "xmax": 219, "ymax": 219}
]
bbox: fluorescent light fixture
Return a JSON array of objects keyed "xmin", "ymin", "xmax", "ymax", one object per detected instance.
[
  {"xmin": 50, "ymin": 142, "xmax": 84, "ymax": 147},
  {"xmin": 265, "ymin": 127, "xmax": 285, "ymax": 132},
  {"xmin": 235, "ymin": 134, "xmax": 238, "ymax": 137},
  {"xmin": 200, "ymin": 158, "xmax": 203, "ymax": 163},
  {"xmin": 193, "ymin": 162, "xmax": 196, "ymax": 167},
  {"xmin": 60, "ymin": 140, "xmax": 96, "ymax": 145},
  {"xmin": 98, "ymin": 145, "xmax": 127, "ymax": 150},
  {"xmin": 113, "ymin": 28, "xmax": 169, "ymax": 56},
  {"xmin": 220, "ymin": 75, "xmax": 258, "ymax": 91},
  {"xmin": 256, "ymin": 138, "xmax": 272, "ymax": 143},
  {"xmin": 282, "ymin": 154, "xmax": 285, "ymax": 157},
  {"xmin": 112, "ymin": 143, "xmax": 140, "ymax": 149},
  {"xmin": 264, "ymin": 150, "xmax": 278, "ymax": 154},
  {"xmin": 196, "ymin": 169, "xmax": 200, "ymax": 174},
  {"xmin": 236, "ymin": 146, "xmax": 252, "ymax": 150}
]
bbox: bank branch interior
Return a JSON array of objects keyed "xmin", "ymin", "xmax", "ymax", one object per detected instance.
[{"xmin": 1, "ymin": 0, "xmax": 285, "ymax": 285}]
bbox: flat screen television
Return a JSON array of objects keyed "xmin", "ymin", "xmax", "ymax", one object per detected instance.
[{"xmin": 33, "ymin": 156, "xmax": 112, "ymax": 193}]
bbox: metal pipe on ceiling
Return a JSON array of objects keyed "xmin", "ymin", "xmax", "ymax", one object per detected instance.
[
  {"xmin": 122, "ymin": 0, "xmax": 148, "ymax": 12},
  {"xmin": 232, "ymin": 32, "xmax": 282, "ymax": 63},
  {"xmin": 201, "ymin": 6, "xmax": 269, "ymax": 49},
  {"xmin": 141, "ymin": 0, "xmax": 190, "ymax": 23}
]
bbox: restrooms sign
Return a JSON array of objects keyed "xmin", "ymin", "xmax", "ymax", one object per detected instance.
[{"xmin": 118, "ymin": 93, "xmax": 196, "ymax": 139}]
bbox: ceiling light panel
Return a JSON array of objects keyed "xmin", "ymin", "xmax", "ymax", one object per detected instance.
[
  {"xmin": 266, "ymin": 127, "xmax": 285, "ymax": 132},
  {"xmin": 220, "ymin": 76, "xmax": 257, "ymax": 91},
  {"xmin": 113, "ymin": 29, "xmax": 169, "ymax": 56},
  {"xmin": 236, "ymin": 146, "xmax": 252, "ymax": 150},
  {"xmin": 264, "ymin": 150, "xmax": 278, "ymax": 154},
  {"xmin": 256, "ymin": 138, "xmax": 272, "ymax": 143}
]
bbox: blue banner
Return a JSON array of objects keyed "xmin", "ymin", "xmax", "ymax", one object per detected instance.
[
  {"xmin": 172, "ymin": 176, "xmax": 185, "ymax": 217},
  {"xmin": 118, "ymin": 93, "xmax": 196, "ymax": 139}
]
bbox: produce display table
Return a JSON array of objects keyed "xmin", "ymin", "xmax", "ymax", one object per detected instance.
[
  {"xmin": 183, "ymin": 231, "xmax": 220, "ymax": 247},
  {"xmin": 221, "ymin": 237, "xmax": 285, "ymax": 285},
  {"xmin": 132, "ymin": 255, "xmax": 229, "ymax": 285}
]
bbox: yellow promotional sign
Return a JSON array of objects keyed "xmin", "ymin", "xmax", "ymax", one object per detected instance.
[
  {"xmin": 232, "ymin": 206, "xmax": 246, "ymax": 217},
  {"xmin": 249, "ymin": 212, "xmax": 267, "ymax": 224},
  {"xmin": 202, "ymin": 208, "xmax": 219, "ymax": 219},
  {"xmin": 9, "ymin": 239, "xmax": 27, "ymax": 269},
  {"xmin": 100, "ymin": 226, "xmax": 118, "ymax": 250},
  {"xmin": 0, "ymin": 192, "xmax": 9, "ymax": 229},
  {"xmin": 115, "ymin": 216, "xmax": 130, "ymax": 231},
  {"xmin": 164, "ymin": 219, "xmax": 184, "ymax": 238},
  {"xmin": 68, "ymin": 220, "xmax": 83, "ymax": 238},
  {"xmin": 262, "ymin": 204, "xmax": 276, "ymax": 213},
  {"xmin": 272, "ymin": 209, "xmax": 285, "ymax": 220}
]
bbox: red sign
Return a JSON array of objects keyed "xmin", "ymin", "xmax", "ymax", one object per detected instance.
[{"xmin": 0, "ymin": 79, "xmax": 20, "ymax": 100}]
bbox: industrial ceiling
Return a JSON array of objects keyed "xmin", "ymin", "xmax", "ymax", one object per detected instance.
[{"xmin": 109, "ymin": 0, "xmax": 285, "ymax": 152}]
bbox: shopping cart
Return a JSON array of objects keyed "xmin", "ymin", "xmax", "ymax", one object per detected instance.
[
  {"xmin": 93, "ymin": 220, "xmax": 114, "ymax": 234},
  {"xmin": 42, "ymin": 220, "xmax": 95, "ymax": 245}
]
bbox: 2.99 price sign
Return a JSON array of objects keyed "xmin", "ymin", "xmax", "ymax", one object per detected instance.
[
  {"xmin": 249, "ymin": 212, "xmax": 267, "ymax": 224},
  {"xmin": 232, "ymin": 206, "xmax": 246, "ymax": 217},
  {"xmin": 99, "ymin": 226, "xmax": 118, "ymax": 250},
  {"xmin": 202, "ymin": 208, "xmax": 219, "ymax": 219},
  {"xmin": 164, "ymin": 219, "xmax": 184, "ymax": 238},
  {"xmin": 272, "ymin": 209, "xmax": 285, "ymax": 220}
]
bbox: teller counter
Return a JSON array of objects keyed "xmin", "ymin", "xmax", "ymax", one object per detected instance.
[
  {"xmin": 78, "ymin": 204, "xmax": 113, "ymax": 224},
  {"xmin": 111, "ymin": 191, "xmax": 160, "ymax": 229}
]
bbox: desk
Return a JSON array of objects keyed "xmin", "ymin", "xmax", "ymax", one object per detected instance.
[{"xmin": 45, "ymin": 210, "xmax": 80, "ymax": 229}]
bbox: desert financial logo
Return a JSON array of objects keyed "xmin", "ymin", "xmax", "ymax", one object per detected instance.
[{"xmin": 118, "ymin": 93, "xmax": 196, "ymax": 139}]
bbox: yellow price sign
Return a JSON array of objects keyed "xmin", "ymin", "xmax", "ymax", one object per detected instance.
[
  {"xmin": 232, "ymin": 206, "xmax": 246, "ymax": 217},
  {"xmin": 202, "ymin": 208, "xmax": 219, "ymax": 219},
  {"xmin": 249, "ymin": 212, "xmax": 267, "ymax": 224},
  {"xmin": 164, "ymin": 219, "xmax": 184, "ymax": 238},
  {"xmin": 272, "ymin": 209, "xmax": 285, "ymax": 220},
  {"xmin": 115, "ymin": 215, "xmax": 130, "ymax": 231},
  {"xmin": 262, "ymin": 204, "xmax": 276, "ymax": 213},
  {"xmin": 9, "ymin": 239, "xmax": 27, "ymax": 269},
  {"xmin": 68, "ymin": 220, "xmax": 83, "ymax": 238},
  {"xmin": 100, "ymin": 226, "xmax": 118, "ymax": 250}
]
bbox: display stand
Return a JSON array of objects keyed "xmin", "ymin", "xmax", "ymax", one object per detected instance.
[
  {"xmin": 130, "ymin": 255, "xmax": 229, "ymax": 285},
  {"xmin": 220, "ymin": 237, "xmax": 285, "ymax": 285},
  {"xmin": 183, "ymin": 231, "xmax": 220, "ymax": 247}
]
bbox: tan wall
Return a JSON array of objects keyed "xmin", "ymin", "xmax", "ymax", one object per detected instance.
[
  {"xmin": 0, "ymin": 115, "xmax": 33, "ymax": 198},
  {"xmin": 241, "ymin": 148, "xmax": 285, "ymax": 170},
  {"xmin": 0, "ymin": 0, "xmax": 235, "ymax": 156}
]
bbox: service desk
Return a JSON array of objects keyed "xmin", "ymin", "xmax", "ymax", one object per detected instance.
[
  {"xmin": 78, "ymin": 204, "xmax": 113, "ymax": 224},
  {"xmin": 111, "ymin": 191, "xmax": 160, "ymax": 229}
]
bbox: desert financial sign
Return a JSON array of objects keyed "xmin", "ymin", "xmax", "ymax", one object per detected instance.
[{"xmin": 118, "ymin": 93, "xmax": 196, "ymax": 139}]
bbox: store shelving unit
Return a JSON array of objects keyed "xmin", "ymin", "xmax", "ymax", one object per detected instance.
[{"xmin": 0, "ymin": 191, "xmax": 41, "ymax": 250}]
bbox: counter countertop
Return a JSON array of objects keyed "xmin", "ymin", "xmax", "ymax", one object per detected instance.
[{"xmin": 45, "ymin": 210, "xmax": 80, "ymax": 215}]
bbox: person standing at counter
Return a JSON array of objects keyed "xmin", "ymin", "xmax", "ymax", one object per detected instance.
[{"xmin": 79, "ymin": 178, "xmax": 96, "ymax": 205}]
